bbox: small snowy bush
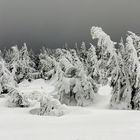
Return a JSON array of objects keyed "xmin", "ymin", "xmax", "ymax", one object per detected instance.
[
  {"xmin": 30, "ymin": 91, "xmax": 67, "ymax": 116},
  {"xmin": 7, "ymin": 87, "xmax": 30, "ymax": 107},
  {"xmin": 39, "ymin": 95, "xmax": 67, "ymax": 116}
]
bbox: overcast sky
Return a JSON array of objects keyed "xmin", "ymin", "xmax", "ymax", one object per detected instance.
[{"xmin": 0, "ymin": 0, "xmax": 139, "ymax": 52}]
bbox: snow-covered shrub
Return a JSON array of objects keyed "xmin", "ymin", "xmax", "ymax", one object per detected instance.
[
  {"xmin": 39, "ymin": 95, "xmax": 67, "ymax": 116},
  {"xmin": 7, "ymin": 87, "xmax": 30, "ymax": 107},
  {"xmin": 29, "ymin": 91, "xmax": 67, "ymax": 116}
]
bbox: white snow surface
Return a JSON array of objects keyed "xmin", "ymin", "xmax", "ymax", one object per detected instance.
[{"xmin": 0, "ymin": 79, "xmax": 140, "ymax": 140}]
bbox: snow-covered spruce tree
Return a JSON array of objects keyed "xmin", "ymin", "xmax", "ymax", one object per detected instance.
[
  {"xmin": 123, "ymin": 32, "xmax": 140, "ymax": 109},
  {"xmin": 55, "ymin": 48, "xmax": 79, "ymax": 79},
  {"xmin": 54, "ymin": 48, "xmax": 74, "ymax": 84},
  {"xmin": 73, "ymin": 43, "xmax": 80, "ymax": 56},
  {"xmin": 62, "ymin": 48, "xmax": 73, "ymax": 64},
  {"xmin": 38, "ymin": 48, "xmax": 56, "ymax": 80},
  {"xmin": 54, "ymin": 48, "xmax": 72, "ymax": 89},
  {"xmin": 9, "ymin": 44, "xmax": 35, "ymax": 83},
  {"xmin": 86, "ymin": 45, "xmax": 100, "ymax": 85},
  {"xmin": 123, "ymin": 34, "xmax": 140, "ymax": 110},
  {"xmin": 58, "ymin": 69, "xmax": 96, "ymax": 106},
  {"xmin": 0, "ymin": 46, "xmax": 31, "ymax": 107},
  {"xmin": 55, "ymin": 48, "xmax": 73, "ymax": 72},
  {"xmin": 3, "ymin": 48, "xmax": 15, "ymax": 66},
  {"xmin": 109, "ymin": 51, "xmax": 132, "ymax": 109},
  {"xmin": 70, "ymin": 49, "xmax": 83, "ymax": 70},
  {"xmin": 57, "ymin": 48, "xmax": 96, "ymax": 106},
  {"xmin": 19, "ymin": 43, "xmax": 35, "ymax": 81},
  {"xmin": 40, "ymin": 46, "xmax": 54, "ymax": 57},
  {"xmin": 79, "ymin": 42, "xmax": 87, "ymax": 63},
  {"xmin": 73, "ymin": 70, "xmax": 95, "ymax": 106},
  {"xmin": 91, "ymin": 26, "xmax": 133, "ymax": 109},
  {"xmin": 90, "ymin": 26, "xmax": 119, "ymax": 84},
  {"xmin": 28, "ymin": 49, "xmax": 39, "ymax": 70},
  {"xmin": 110, "ymin": 34, "xmax": 140, "ymax": 110},
  {"xmin": 0, "ymin": 53, "xmax": 16, "ymax": 94},
  {"xmin": 91, "ymin": 27, "xmax": 114, "ymax": 85},
  {"xmin": 127, "ymin": 31, "xmax": 140, "ymax": 60}
]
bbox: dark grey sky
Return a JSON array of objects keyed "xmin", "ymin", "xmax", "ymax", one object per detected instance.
[{"xmin": 0, "ymin": 0, "xmax": 139, "ymax": 52}]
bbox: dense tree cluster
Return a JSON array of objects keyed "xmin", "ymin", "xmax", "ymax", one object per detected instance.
[
  {"xmin": 91, "ymin": 26, "xmax": 140, "ymax": 110},
  {"xmin": 1, "ymin": 26, "xmax": 140, "ymax": 112}
]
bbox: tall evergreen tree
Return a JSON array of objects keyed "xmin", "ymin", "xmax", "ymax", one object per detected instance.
[
  {"xmin": 0, "ymin": 52, "xmax": 15, "ymax": 94},
  {"xmin": 90, "ymin": 26, "xmax": 132, "ymax": 109}
]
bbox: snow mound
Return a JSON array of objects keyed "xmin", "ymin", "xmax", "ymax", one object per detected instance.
[{"xmin": 92, "ymin": 85, "xmax": 112, "ymax": 109}]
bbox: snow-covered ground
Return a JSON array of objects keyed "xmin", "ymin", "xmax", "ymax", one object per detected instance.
[{"xmin": 0, "ymin": 79, "xmax": 140, "ymax": 140}]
